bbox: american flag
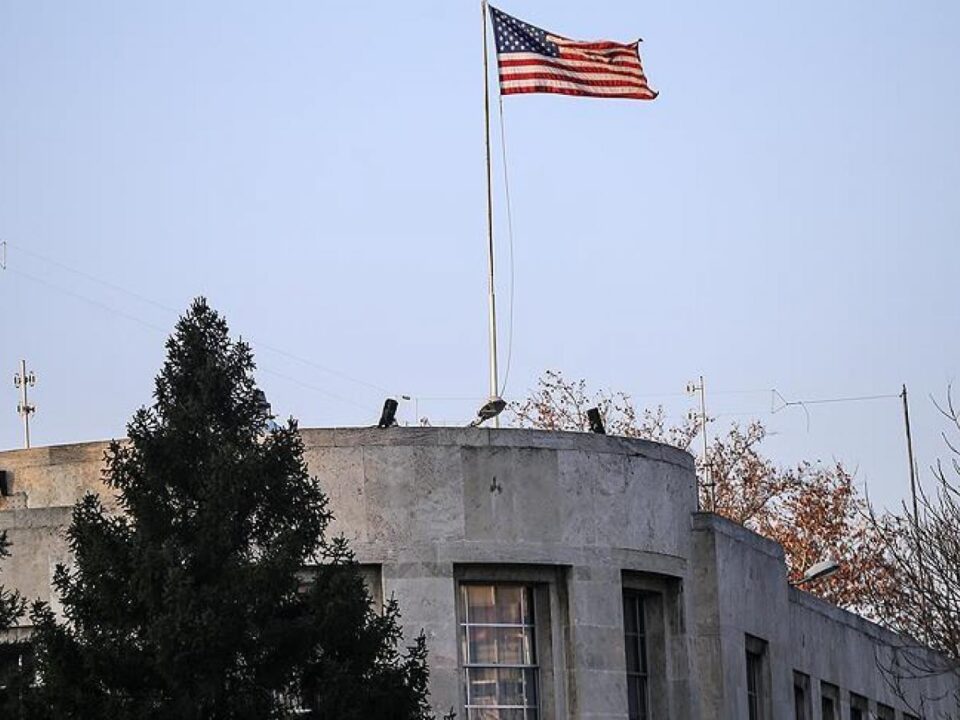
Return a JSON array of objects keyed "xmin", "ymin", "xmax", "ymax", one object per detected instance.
[{"xmin": 489, "ymin": 6, "xmax": 657, "ymax": 101}]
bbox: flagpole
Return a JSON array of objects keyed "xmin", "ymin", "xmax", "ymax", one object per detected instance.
[{"xmin": 481, "ymin": 0, "xmax": 501, "ymax": 425}]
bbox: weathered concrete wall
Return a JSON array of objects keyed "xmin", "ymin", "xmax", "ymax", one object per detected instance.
[
  {"xmin": 0, "ymin": 428, "xmax": 698, "ymax": 719},
  {"xmin": 690, "ymin": 513, "xmax": 793, "ymax": 717},
  {"xmin": 0, "ymin": 507, "xmax": 72, "ymax": 610},
  {"xmin": 691, "ymin": 512, "xmax": 958, "ymax": 719},
  {"xmin": 0, "ymin": 442, "xmax": 116, "ymax": 513},
  {"xmin": 0, "ymin": 429, "xmax": 956, "ymax": 719},
  {"xmin": 790, "ymin": 590, "xmax": 958, "ymax": 718},
  {"xmin": 0, "ymin": 443, "xmax": 115, "ymax": 615},
  {"xmin": 300, "ymin": 427, "xmax": 697, "ymax": 719}
]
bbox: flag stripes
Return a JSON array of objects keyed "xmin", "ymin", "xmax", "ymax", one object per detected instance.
[{"xmin": 489, "ymin": 6, "xmax": 657, "ymax": 101}]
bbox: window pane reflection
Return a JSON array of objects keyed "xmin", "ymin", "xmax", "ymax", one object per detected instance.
[{"xmin": 461, "ymin": 584, "xmax": 539, "ymax": 720}]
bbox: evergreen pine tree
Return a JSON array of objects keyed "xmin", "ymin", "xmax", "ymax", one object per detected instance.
[
  {"xmin": 0, "ymin": 532, "xmax": 27, "ymax": 715},
  {"xmin": 0, "ymin": 533, "xmax": 24, "ymax": 632},
  {"xmin": 27, "ymin": 298, "xmax": 433, "ymax": 719}
]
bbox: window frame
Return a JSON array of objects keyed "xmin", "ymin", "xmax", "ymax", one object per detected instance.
[
  {"xmin": 622, "ymin": 590, "xmax": 651, "ymax": 720},
  {"xmin": 0, "ymin": 641, "xmax": 34, "ymax": 697},
  {"xmin": 357, "ymin": 563, "xmax": 383, "ymax": 611},
  {"xmin": 876, "ymin": 703, "xmax": 895, "ymax": 720},
  {"xmin": 793, "ymin": 671, "xmax": 811, "ymax": 720},
  {"xmin": 849, "ymin": 692, "xmax": 869, "ymax": 720},
  {"xmin": 459, "ymin": 583, "xmax": 540, "ymax": 719},
  {"xmin": 454, "ymin": 565, "xmax": 566, "ymax": 720},
  {"xmin": 745, "ymin": 634, "xmax": 770, "ymax": 720},
  {"xmin": 820, "ymin": 682, "xmax": 840, "ymax": 720},
  {"xmin": 621, "ymin": 571, "xmax": 682, "ymax": 720}
]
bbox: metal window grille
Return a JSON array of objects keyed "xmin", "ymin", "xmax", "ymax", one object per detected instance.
[
  {"xmin": 622, "ymin": 592, "xmax": 649, "ymax": 720},
  {"xmin": 460, "ymin": 584, "xmax": 539, "ymax": 720}
]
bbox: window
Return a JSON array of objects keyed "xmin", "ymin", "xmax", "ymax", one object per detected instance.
[
  {"xmin": 820, "ymin": 682, "xmax": 839, "ymax": 720},
  {"xmin": 623, "ymin": 592, "xmax": 649, "ymax": 720},
  {"xmin": 358, "ymin": 564, "xmax": 383, "ymax": 609},
  {"xmin": 621, "ymin": 572, "xmax": 680, "ymax": 720},
  {"xmin": 745, "ymin": 635, "xmax": 769, "ymax": 720},
  {"xmin": 457, "ymin": 566, "xmax": 565, "ymax": 719},
  {"xmin": 297, "ymin": 564, "xmax": 381, "ymax": 609},
  {"xmin": 850, "ymin": 692, "xmax": 868, "ymax": 720},
  {"xmin": 793, "ymin": 672, "xmax": 811, "ymax": 720},
  {"xmin": 460, "ymin": 584, "xmax": 539, "ymax": 720},
  {"xmin": 0, "ymin": 642, "xmax": 34, "ymax": 711},
  {"xmin": 746, "ymin": 650, "xmax": 762, "ymax": 720},
  {"xmin": 877, "ymin": 704, "xmax": 895, "ymax": 720}
]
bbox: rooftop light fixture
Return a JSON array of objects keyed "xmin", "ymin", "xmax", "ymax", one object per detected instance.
[
  {"xmin": 587, "ymin": 407, "xmax": 606, "ymax": 435},
  {"xmin": 792, "ymin": 558, "xmax": 840, "ymax": 587},
  {"xmin": 253, "ymin": 389, "xmax": 280, "ymax": 433},
  {"xmin": 468, "ymin": 396, "xmax": 507, "ymax": 427},
  {"xmin": 378, "ymin": 398, "xmax": 399, "ymax": 428}
]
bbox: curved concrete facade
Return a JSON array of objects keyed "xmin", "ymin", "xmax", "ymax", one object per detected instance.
[
  {"xmin": 301, "ymin": 428, "xmax": 698, "ymax": 718},
  {"xmin": 0, "ymin": 428, "xmax": 956, "ymax": 719}
]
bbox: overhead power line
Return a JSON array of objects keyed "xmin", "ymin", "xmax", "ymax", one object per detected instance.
[
  {"xmin": 1, "ymin": 244, "xmax": 376, "ymax": 412},
  {"xmin": 2, "ymin": 241, "xmax": 389, "ymax": 401},
  {"xmin": 1, "ymin": 241, "xmax": 913, "ymax": 425}
]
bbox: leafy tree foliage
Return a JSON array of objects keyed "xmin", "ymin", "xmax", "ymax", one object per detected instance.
[
  {"xmin": 26, "ymin": 298, "xmax": 432, "ymax": 720},
  {"xmin": 511, "ymin": 369, "xmax": 899, "ymax": 617}
]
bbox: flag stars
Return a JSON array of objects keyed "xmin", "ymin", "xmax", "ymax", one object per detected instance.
[{"xmin": 491, "ymin": 7, "xmax": 560, "ymax": 56}]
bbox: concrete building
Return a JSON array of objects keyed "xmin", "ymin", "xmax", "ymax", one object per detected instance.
[{"xmin": 0, "ymin": 427, "xmax": 955, "ymax": 719}]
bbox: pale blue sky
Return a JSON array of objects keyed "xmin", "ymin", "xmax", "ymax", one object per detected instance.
[{"xmin": 2, "ymin": 2, "xmax": 958, "ymax": 509}]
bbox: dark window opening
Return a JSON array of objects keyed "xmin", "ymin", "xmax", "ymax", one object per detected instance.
[
  {"xmin": 623, "ymin": 592, "xmax": 649, "ymax": 720},
  {"xmin": 820, "ymin": 682, "xmax": 839, "ymax": 720},
  {"xmin": 793, "ymin": 672, "xmax": 810, "ymax": 720},
  {"xmin": 0, "ymin": 642, "xmax": 34, "ymax": 714},
  {"xmin": 850, "ymin": 692, "xmax": 869, "ymax": 720},
  {"xmin": 745, "ymin": 635, "xmax": 768, "ymax": 720},
  {"xmin": 746, "ymin": 650, "xmax": 763, "ymax": 720}
]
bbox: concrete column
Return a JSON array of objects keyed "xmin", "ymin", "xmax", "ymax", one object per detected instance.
[
  {"xmin": 382, "ymin": 562, "xmax": 460, "ymax": 719},
  {"xmin": 566, "ymin": 564, "xmax": 628, "ymax": 720}
]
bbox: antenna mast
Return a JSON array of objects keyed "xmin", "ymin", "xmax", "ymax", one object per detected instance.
[
  {"xmin": 13, "ymin": 359, "xmax": 37, "ymax": 449},
  {"xmin": 687, "ymin": 376, "xmax": 711, "ymax": 510}
]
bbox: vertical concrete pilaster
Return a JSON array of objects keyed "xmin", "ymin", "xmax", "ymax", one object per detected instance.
[
  {"xmin": 566, "ymin": 564, "xmax": 628, "ymax": 720},
  {"xmin": 382, "ymin": 562, "xmax": 460, "ymax": 719}
]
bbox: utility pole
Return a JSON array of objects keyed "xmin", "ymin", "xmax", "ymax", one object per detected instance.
[
  {"xmin": 900, "ymin": 384, "xmax": 920, "ymax": 524},
  {"xmin": 687, "ymin": 376, "xmax": 711, "ymax": 510},
  {"xmin": 901, "ymin": 384, "xmax": 929, "ymax": 620},
  {"xmin": 13, "ymin": 360, "xmax": 36, "ymax": 449}
]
